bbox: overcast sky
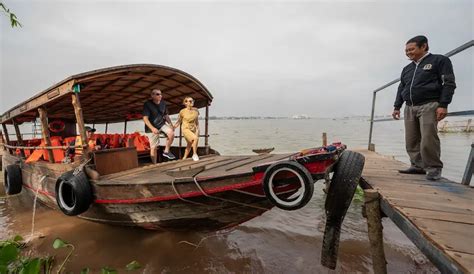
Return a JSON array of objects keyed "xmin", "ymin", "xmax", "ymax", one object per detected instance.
[{"xmin": 1, "ymin": 0, "xmax": 472, "ymax": 117}]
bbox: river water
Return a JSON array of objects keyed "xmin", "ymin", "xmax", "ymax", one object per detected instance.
[{"xmin": 1, "ymin": 118, "xmax": 472, "ymax": 273}]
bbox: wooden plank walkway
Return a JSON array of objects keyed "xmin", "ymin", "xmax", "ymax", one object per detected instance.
[{"xmin": 358, "ymin": 149, "xmax": 474, "ymax": 274}]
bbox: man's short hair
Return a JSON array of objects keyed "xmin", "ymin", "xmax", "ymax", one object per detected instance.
[
  {"xmin": 406, "ymin": 35, "xmax": 429, "ymax": 51},
  {"xmin": 151, "ymin": 88, "xmax": 161, "ymax": 95}
]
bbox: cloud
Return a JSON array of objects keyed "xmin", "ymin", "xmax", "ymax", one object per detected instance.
[{"xmin": 1, "ymin": 0, "xmax": 472, "ymax": 117}]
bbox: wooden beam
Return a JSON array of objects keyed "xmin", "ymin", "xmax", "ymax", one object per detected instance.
[
  {"xmin": 12, "ymin": 120, "xmax": 25, "ymax": 158},
  {"xmin": 80, "ymin": 71, "xmax": 158, "ymax": 105},
  {"xmin": 38, "ymin": 107, "xmax": 55, "ymax": 163},
  {"xmin": 205, "ymin": 103, "xmax": 210, "ymax": 155},
  {"xmin": 88, "ymin": 78, "xmax": 169, "ymax": 117},
  {"xmin": 1, "ymin": 124, "xmax": 12, "ymax": 154},
  {"xmin": 72, "ymin": 93, "xmax": 90, "ymax": 158}
]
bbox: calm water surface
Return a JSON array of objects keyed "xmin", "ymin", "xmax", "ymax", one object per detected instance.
[{"xmin": 2, "ymin": 118, "xmax": 471, "ymax": 273}]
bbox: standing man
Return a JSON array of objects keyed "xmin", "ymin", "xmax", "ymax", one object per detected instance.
[
  {"xmin": 392, "ymin": 35, "xmax": 456, "ymax": 180},
  {"xmin": 143, "ymin": 89, "xmax": 176, "ymax": 163}
]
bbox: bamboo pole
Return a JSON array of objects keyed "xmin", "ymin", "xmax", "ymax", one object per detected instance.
[
  {"xmin": 364, "ymin": 189, "xmax": 387, "ymax": 274},
  {"xmin": 205, "ymin": 104, "xmax": 209, "ymax": 155},
  {"xmin": 322, "ymin": 132, "xmax": 327, "ymax": 146},
  {"xmin": 12, "ymin": 120, "xmax": 25, "ymax": 158},
  {"xmin": 38, "ymin": 107, "xmax": 55, "ymax": 163},
  {"xmin": 71, "ymin": 93, "xmax": 89, "ymax": 157}
]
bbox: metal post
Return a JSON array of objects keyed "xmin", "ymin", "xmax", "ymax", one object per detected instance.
[
  {"xmin": 105, "ymin": 122, "xmax": 108, "ymax": 134},
  {"xmin": 461, "ymin": 143, "xmax": 474, "ymax": 186},
  {"xmin": 124, "ymin": 120, "xmax": 127, "ymax": 134},
  {"xmin": 368, "ymin": 91, "xmax": 377, "ymax": 151}
]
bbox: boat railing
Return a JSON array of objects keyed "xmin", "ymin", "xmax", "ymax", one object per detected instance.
[{"xmin": 367, "ymin": 40, "xmax": 474, "ymax": 185}]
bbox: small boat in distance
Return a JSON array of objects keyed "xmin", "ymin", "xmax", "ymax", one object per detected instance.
[
  {"xmin": 292, "ymin": 114, "xmax": 311, "ymax": 119},
  {"xmin": 0, "ymin": 64, "xmax": 364, "ymax": 236}
]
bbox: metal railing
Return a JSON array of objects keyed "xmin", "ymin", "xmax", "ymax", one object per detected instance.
[{"xmin": 367, "ymin": 40, "xmax": 474, "ymax": 185}]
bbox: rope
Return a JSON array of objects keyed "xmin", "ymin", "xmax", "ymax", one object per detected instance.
[
  {"xmin": 192, "ymin": 177, "xmax": 270, "ymax": 211},
  {"xmin": 170, "ymin": 179, "xmax": 203, "ymax": 206},
  {"xmin": 1, "ymin": 143, "xmax": 84, "ymax": 150}
]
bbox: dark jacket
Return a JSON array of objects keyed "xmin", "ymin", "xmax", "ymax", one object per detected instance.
[{"xmin": 394, "ymin": 53, "xmax": 456, "ymax": 110}]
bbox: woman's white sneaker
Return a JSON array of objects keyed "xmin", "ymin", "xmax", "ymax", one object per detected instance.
[{"xmin": 192, "ymin": 154, "xmax": 199, "ymax": 161}]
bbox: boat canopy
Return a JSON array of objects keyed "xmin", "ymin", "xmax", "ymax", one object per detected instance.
[{"xmin": 0, "ymin": 64, "xmax": 213, "ymax": 124}]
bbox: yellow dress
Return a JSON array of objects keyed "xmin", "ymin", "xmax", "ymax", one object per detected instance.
[{"xmin": 179, "ymin": 108, "xmax": 199, "ymax": 142}]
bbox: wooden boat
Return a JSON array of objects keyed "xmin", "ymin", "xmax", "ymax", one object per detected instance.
[{"xmin": 0, "ymin": 64, "xmax": 363, "ymax": 235}]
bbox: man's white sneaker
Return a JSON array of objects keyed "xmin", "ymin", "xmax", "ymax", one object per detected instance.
[{"xmin": 192, "ymin": 154, "xmax": 199, "ymax": 161}]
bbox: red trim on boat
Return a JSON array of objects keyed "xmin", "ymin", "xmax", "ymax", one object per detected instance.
[{"xmin": 94, "ymin": 178, "xmax": 264, "ymax": 204}]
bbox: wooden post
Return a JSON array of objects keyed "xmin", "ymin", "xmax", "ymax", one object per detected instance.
[
  {"xmin": 205, "ymin": 104, "xmax": 210, "ymax": 155},
  {"xmin": 124, "ymin": 120, "xmax": 127, "ymax": 134},
  {"xmin": 12, "ymin": 120, "xmax": 25, "ymax": 158},
  {"xmin": 369, "ymin": 143, "xmax": 376, "ymax": 152},
  {"xmin": 364, "ymin": 189, "xmax": 387, "ymax": 274},
  {"xmin": 0, "ymin": 125, "xmax": 9, "ymax": 153},
  {"xmin": 71, "ymin": 93, "xmax": 89, "ymax": 157},
  {"xmin": 38, "ymin": 107, "xmax": 55, "ymax": 163},
  {"xmin": 105, "ymin": 122, "xmax": 109, "ymax": 134},
  {"xmin": 178, "ymin": 125, "xmax": 182, "ymax": 158},
  {"xmin": 466, "ymin": 119, "xmax": 472, "ymax": 132},
  {"xmin": 461, "ymin": 143, "xmax": 474, "ymax": 186},
  {"xmin": 322, "ymin": 132, "xmax": 327, "ymax": 147}
]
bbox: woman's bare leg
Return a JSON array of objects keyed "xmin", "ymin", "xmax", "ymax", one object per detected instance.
[
  {"xmin": 191, "ymin": 133, "xmax": 199, "ymax": 156},
  {"xmin": 183, "ymin": 142, "xmax": 192, "ymax": 159}
]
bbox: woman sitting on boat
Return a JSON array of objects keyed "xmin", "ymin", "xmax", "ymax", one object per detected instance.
[{"xmin": 174, "ymin": 96, "xmax": 200, "ymax": 161}]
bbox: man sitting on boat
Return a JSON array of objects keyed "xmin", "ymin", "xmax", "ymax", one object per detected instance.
[
  {"xmin": 143, "ymin": 89, "xmax": 176, "ymax": 163},
  {"xmin": 67, "ymin": 126, "xmax": 102, "ymax": 156}
]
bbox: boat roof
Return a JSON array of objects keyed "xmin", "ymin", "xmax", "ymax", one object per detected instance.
[{"xmin": 0, "ymin": 64, "xmax": 213, "ymax": 124}]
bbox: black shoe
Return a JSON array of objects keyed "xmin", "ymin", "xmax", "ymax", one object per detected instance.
[
  {"xmin": 162, "ymin": 151, "xmax": 176, "ymax": 160},
  {"xmin": 398, "ymin": 166, "xmax": 426, "ymax": 174},
  {"xmin": 426, "ymin": 169, "xmax": 442, "ymax": 181}
]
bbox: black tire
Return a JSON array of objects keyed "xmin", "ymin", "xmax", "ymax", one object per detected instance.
[
  {"xmin": 4, "ymin": 164, "xmax": 22, "ymax": 195},
  {"xmin": 55, "ymin": 170, "xmax": 93, "ymax": 216},
  {"xmin": 321, "ymin": 150, "xmax": 365, "ymax": 270},
  {"xmin": 262, "ymin": 161, "xmax": 314, "ymax": 211}
]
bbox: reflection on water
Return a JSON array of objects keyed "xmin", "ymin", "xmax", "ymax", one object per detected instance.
[{"xmin": 2, "ymin": 118, "xmax": 468, "ymax": 273}]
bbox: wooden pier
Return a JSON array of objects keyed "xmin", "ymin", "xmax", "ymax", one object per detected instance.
[{"xmin": 358, "ymin": 149, "xmax": 474, "ymax": 274}]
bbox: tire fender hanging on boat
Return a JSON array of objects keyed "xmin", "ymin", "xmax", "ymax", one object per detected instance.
[
  {"xmin": 4, "ymin": 164, "xmax": 23, "ymax": 195},
  {"xmin": 321, "ymin": 150, "xmax": 365, "ymax": 270},
  {"xmin": 262, "ymin": 161, "xmax": 314, "ymax": 211},
  {"xmin": 55, "ymin": 170, "xmax": 93, "ymax": 216}
]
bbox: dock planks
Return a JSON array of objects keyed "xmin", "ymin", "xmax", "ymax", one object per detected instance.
[{"xmin": 358, "ymin": 149, "xmax": 474, "ymax": 274}]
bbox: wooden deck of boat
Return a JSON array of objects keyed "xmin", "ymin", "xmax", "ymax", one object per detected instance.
[
  {"xmin": 357, "ymin": 149, "xmax": 474, "ymax": 274},
  {"xmin": 100, "ymin": 153, "xmax": 294, "ymax": 184}
]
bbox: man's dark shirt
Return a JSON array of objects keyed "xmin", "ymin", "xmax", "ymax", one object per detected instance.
[
  {"xmin": 143, "ymin": 100, "xmax": 168, "ymax": 133},
  {"xmin": 394, "ymin": 53, "xmax": 456, "ymax": 110}
]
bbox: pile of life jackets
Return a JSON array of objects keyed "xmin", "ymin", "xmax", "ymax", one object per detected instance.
[{"xmin": 22, "ymin": 132, "xmax": 151, "ymax": 163}]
